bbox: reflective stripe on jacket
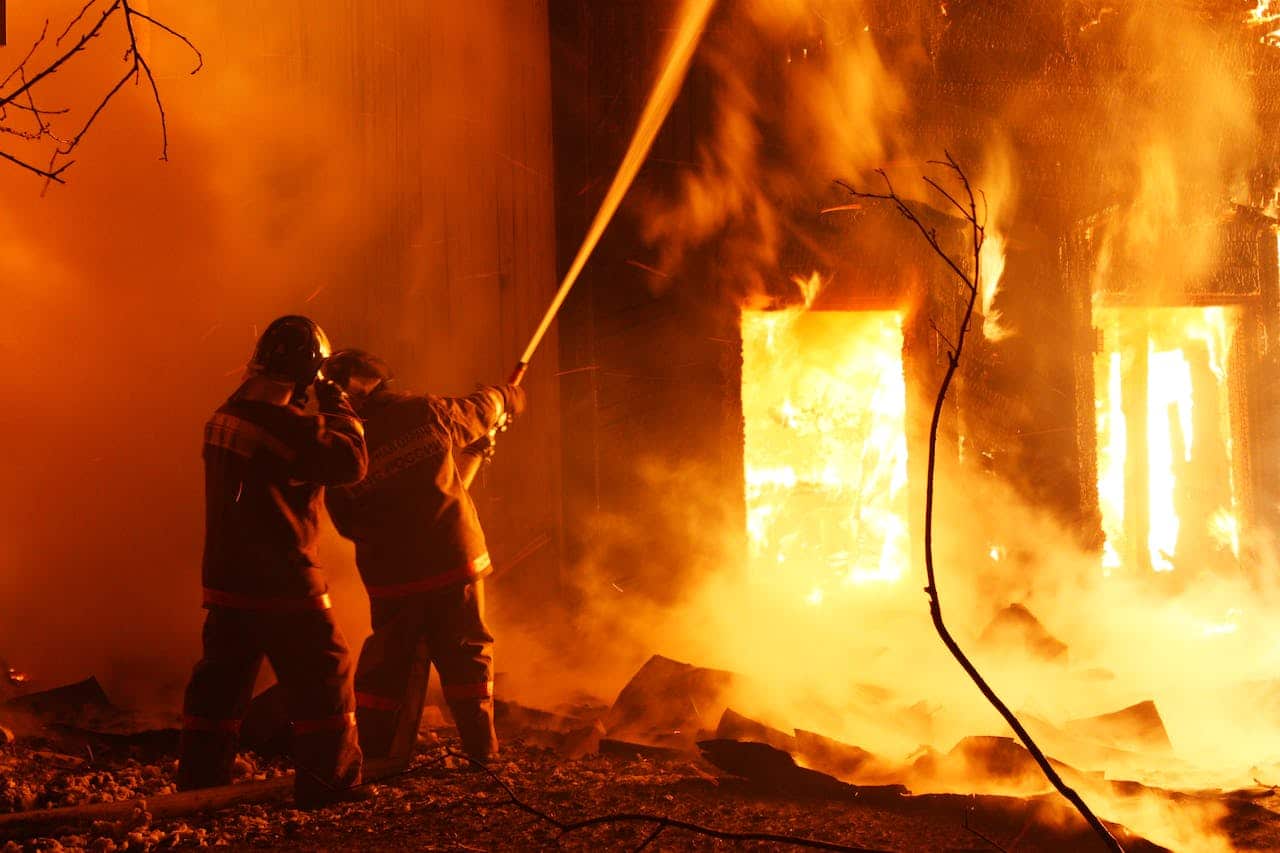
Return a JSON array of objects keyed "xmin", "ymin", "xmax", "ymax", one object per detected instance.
[{"xmin": 201, "ymin": 393, "xmax": 367, "ymax": 601}]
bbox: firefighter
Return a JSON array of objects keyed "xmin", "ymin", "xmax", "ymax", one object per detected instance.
[
  {"xmin": 322, "ymin": 349, "xmax": 525, "ymax": 764},
  {"xmin": 178, "ymin": 316, "xmax": 370, "ymax": 807}
]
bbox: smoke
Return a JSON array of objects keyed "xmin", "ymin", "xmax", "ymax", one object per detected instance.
[
  {"xmin": 1086, "ymin": 5, "xmax": 1259, "ymax": 298},
  {"xmin": 507, "ymin": 428, "xmax": 1268, "ymax": 847},
  {"xmin": 639, "ymin": 0, "xmax": 1260, "ymax": 308},
  {"xmin": 638, "ymin": 0, "xmax": 908, "ymax": 298},
  {"xmin": 0, "ymin": 1, "xmax": 559, "ymax": 706},
  {"xmin": 0, "ymin": 1, "xmax": 382, "ymax": 703}
]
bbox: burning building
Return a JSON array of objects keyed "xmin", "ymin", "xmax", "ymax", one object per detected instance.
[
  {"xmin": 552, "ymin": 0, "xmax": 1280, "ymax": 606},
  {"xmin": 6, "ymin": 0, "xmax": 1280, "ymax": 849},
  {"xmin": 550, "ymin": 0, "xmax": 1280, "ymax": 827}
]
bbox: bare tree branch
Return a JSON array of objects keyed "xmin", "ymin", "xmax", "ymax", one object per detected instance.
[
  {"xmin": 0, "ymin": 0, "xmax": 200, "ymax": 183},
  {"xmin": 130, "ymin": 11, "xmax": 204, "ymax": 74},
  {"xmin": 1, "ymin": 20, "xmax": 50, "ymax": 92},
  {"xmin": 0, "ymin": 147, "xmax": 72, "ymax": 183},
  {"xmin": 0, "ymin": 2, "xmax": 119, "ymax": 111},
  {"xmin": 838, "ymin": 156, "xmax": 1125, "ymax": 853}
]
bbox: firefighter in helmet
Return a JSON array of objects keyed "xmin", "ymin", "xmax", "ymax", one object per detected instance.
[
  {"xmin": 178, "ymin": 316, "xmax": 370, "ymax": 806},
  {"xmin": 322, "ymin": 349, "xmax": 525, "ymax": 764}
]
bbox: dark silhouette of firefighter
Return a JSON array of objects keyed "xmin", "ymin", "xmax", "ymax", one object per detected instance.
[
  {"xmin": 178, "ymin": 316, "xmax": 370, "ymax": 806},
  {"xmin": 322, "ymin": 349, "xmax": 525, "ymax": 763}
]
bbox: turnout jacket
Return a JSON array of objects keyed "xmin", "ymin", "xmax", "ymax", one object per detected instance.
[
  {"xmin": 201, "ymin": 393, "xmax": 367, "ymax": 608},
  {"xmin": 325, "ymin": 387, "xmax": 506, "ymax": 597}
]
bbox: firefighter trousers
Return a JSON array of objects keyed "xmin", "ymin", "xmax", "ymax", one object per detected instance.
[
  {"xmin": 177, "ymin": 607, "xmax": 362, "ymax": 800},
  {"xmin": 354, "ymin": 580, "xmax": 496, "ymax": 761}
]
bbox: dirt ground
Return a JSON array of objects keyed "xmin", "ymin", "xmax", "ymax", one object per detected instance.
[
  {"xmin": 1, "ymin": 674, "xmax": 1278, "ymax": 853},
  {"xmin": 4, "ymin": 725, "xmax": 1280, "ymax": 852}
]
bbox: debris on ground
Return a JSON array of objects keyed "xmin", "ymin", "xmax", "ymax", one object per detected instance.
[{"xmin": 0, "ymin": 668, "xmax": 1276, "ymax": 851}]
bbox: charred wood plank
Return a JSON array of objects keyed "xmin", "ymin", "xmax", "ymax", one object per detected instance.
[
  {"xmin": 698, "ymin": 739, "xmax": 908, "ymax": 802},
  {"xmin": 0, "ymin": 757, "xmax": 406, "ymax": 839}
]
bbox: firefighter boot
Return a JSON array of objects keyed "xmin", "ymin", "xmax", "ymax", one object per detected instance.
[
  {"xmin": 449, "ymin": 698, "xmax": 498, "ymax": 764},
  {"xmin": 176, "ymin": 730, "xmax": 238, "ymax": 790},
  {"xmin": 292, "ymin": 716, "xmax": 364, "ymax": 805}
]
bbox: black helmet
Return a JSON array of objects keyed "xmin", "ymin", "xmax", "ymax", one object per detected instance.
[
  {"xmin": 324, "ymin": 349, "xmax": 393, "ymax": 390},
  {"xmin": 248, "ymin": 315, "xmax": 331, "ymax": 386}
]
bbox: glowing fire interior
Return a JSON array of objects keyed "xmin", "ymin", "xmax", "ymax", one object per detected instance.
[
  {"xmin": 1093, "ymin": 305, "xmax": 1242, "ymax": 574},
  {"xmin": 742, "ymin": 308, "xmax": 910, "ymax": 602}
]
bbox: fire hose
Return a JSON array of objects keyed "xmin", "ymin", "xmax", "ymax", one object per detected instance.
[
  {"xmin": 507, "ymin": 0, "xmax": 715, "ymax": 389},
  {"xmin": 461, "ymin": 0, "xmax": 717, "ymax": 488}
]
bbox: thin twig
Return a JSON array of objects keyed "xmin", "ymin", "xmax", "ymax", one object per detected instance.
[
  {"xmin": 444, "ymin": 749, "xmax": 891, "ymax": 852},
  {"xmin": 0, "ymin": 1, "xmax": 120, "ymax": 111},
  {"xmin": 130, "ymin": 10, "xmax": 204, "ymax": 74},
  {"xmin": 0, "ymin": 147, "xmax": 69, "ymax": 182},
  {"xmin": 1, "ymin": 20, "xmax": 50, "ymax": 92},
  {"xmin": 56, "ymin": 66, "xmax": 133, "ymax": 156},
  {"xmin": 928, "ymin": 318, "xmax": 958, "ymax": 355},
  {"xmin": 964, "ymin": 804, "xmax": 1011, "ymax": 852},
  {"xmin": 839, "ymin": 153, "xmax": 1124, "ymax": 853},
  {"xmin": 57, "ymin": 0, "xmax": 105, "ymax": 46},
  {"xmin": 632, "ymin": 823, "xmax": 666, "ymax": 851},
  {"xmin": 121, "ymin": 0, "xmax": 169, "ymax": 159}
]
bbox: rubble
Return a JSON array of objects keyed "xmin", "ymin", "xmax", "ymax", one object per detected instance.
[
  {"xmin": 793, "ymin": 729, "xmax": 901, "ymax": 786},
  {"xmin": 597, "ymin": 738, "xmax": 687, "ymax": 761},
  {"xmin": 601, "ymin": 655, "xmax": 737, "ymax": 749},
  {"xmin": 1065, "ymin": 700, "xmax": 1174, "ymax": 754},
  {"xmin": 714, "ymin": 707, "xmax": 796, "ymax": 752},
  {"xmin": 978, "ymin": 603, "xmax": 1069, "ymax": 663},
  {"xmin": 698, "ymin": 738, "xmax": 907, "ymax": 801},
  {"xmin": 1, "ymin": 679, "xmax": 113, "ymax": 722},
  {"xmin": 911, "ymin": 735, "xmax": 1085, "ymax": 796},
  {"xmin": 0, "ymin": 672, "xmax": 1267, "ymax": 850}
]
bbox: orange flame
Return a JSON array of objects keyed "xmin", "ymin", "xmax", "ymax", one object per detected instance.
[
  {"xmin": 1093, "ymin": 305, "xmax": 1241, "ymax": 574},
  {"xmin": 742, "ymin": 275, "xmax": 910, "ymax": 600},
  {"xmin": 978, "ymin": 229, "xmax": 1009, "ymax": 341},
  {"xmin": 1247, "ymin": 0, "xmax": 1280, "ymax": 47}
]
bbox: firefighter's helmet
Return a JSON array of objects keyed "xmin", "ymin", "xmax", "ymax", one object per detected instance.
[
  {"xmin": 323, "ymin": 349, "xmax": 394, "ymax": 390},
  {"xmin": 248, "ymin": 315, "xmax": 332, "ymax": 386}
]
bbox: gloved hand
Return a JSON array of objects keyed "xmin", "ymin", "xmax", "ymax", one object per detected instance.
[
  {"xmin": 461, "ymin": 431, "xmax": 498, "ymax": 462},
  {"xmin": 314, "ymin": 378, "xmax": 351, "ymax": 412},
  {"xmin": 500, "ymin": 383, "xmax": 527, "ymax": 418}
]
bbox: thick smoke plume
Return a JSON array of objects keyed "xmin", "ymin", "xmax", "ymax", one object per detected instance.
[
  {"xmin": 0, "ymin": 1, "xmax": 392, "ymax": 703},
  {"xmin": 0, "ymin": 1, "xmax": 558, "ymax": 707}
]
